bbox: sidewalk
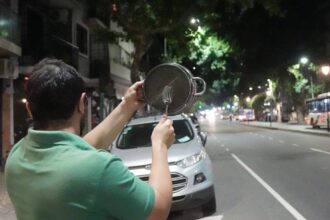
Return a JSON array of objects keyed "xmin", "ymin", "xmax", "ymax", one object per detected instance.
[
  {"xmin": 0, "ymin": 172, "xmax": 16, "ymax": 220},
  {"xmin": 241, "ymin": 121, "xmax": 330, "ymax": 137}
]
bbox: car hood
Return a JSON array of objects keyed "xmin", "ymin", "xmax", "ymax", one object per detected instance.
[{"xmin": 111, "ymin": 141, "xmax": 202, "ymax": 168}]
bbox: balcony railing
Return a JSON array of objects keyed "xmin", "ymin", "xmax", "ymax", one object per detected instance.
[{"xmin": 0, "ymin": 3, "xmax": 20, "ymax": 45}]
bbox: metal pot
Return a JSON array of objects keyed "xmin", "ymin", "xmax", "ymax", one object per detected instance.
[{"xmin": 143, "ymin": 63, "xmax": 206, "ymax": 115}]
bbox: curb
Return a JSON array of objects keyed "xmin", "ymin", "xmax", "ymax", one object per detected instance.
[{"xmin": 241, "ymin": 123, "xmax": 330, "ymax": 137}]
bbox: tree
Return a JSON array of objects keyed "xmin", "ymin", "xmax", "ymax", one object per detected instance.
[
  {"xmin": 87, "ymin": 0, "xmax": 283, "ymax": 85},
  {"xmin": 90, "ymin": 0, "xmax": 217, "ymax": 82},
  {"xmin": 287, "ymin": 62, "xmax": 324, "ymax": 123},
  {"xmin": 251, "ymin": 93, "xmax": 267, "ymax": 120}
]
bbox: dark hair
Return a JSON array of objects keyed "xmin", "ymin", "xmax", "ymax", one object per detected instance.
[{"xmin": 26, "ymin": 58, "xmax": 85, "ymax": 129}]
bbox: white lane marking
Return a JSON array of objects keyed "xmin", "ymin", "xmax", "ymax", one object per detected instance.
[
  {"xmin": 279, "ymin": 140, "xmax": 285, "ymax": 144},
  {"xmin": 231, "ymin": 153, "xmax": 306, "ymax": 220},
  {"xmin": 292, "ymin": 144, "xmax": 299, "ymax": 147},
  {"xmin": 311, "ymin": 148, "xmax": 330, "ymax": 155},
  {"xmin": 198, "ymin": 214, "xmax": 224, "ymax": 220}
]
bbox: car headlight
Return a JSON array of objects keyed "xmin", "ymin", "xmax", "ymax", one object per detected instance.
[{"xmin": 176, "ymin": 149, "xmax": 207, "ymax": 168}]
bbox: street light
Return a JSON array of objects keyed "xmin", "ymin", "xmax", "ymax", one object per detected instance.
[
  {"xmin": 190, "ymin": 18, "xmax": 200, "ymax": 25},
  {"xmin": 321, "ymin": 65, "xmax": 330, "ymax": 76},
  {"xmin": 299, "ymin": 56, "xmax": 314, "ymax": 98},
  {"xmin": 300, "ymin": 56, "xmax": 309, "ymax": 65}
]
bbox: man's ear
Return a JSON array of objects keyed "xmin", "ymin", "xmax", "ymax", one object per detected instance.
[
  {"xmin": 25, "ymin": 102, "xmax": 33, "ymax": 119},
  {"xmin": 78, "ymin": 92, "xmax": 86, "ymax": 114}
]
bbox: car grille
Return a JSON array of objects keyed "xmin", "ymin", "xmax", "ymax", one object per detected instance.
[{"xmin": 139, "ymin": 173, "xmax": 188, "ymax": 193}]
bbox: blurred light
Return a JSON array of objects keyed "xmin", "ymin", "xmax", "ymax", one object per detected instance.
[
  {"xmin": 112, "ymin": 4, "xmax": 118, "ymax": 12},
  {"xmin": 206, "ymin": 110, "xmax": 216, "ymax": 122},
  {"xmin": 321, "ymin": 65, "xmax": 330, "ymax": 76},
  {"xmin": 226, "ymin": 104, "xmax": 231, "ymax": 109},
  {"xmin": 24, "ymin": 76, "xmax": 29, "ymax": 81},
  {"xmin": 249, "ymin": 87, "xmax": 253, "ymax": 91},
  {"xmin": 266, "ymin": 90, "xmax": 272, "ymax": 96},
  {"xmin": 0, "ymin": 19, "xmax": 7, "ymax": 26},
  {"xmin": 258, "ymin": 85, "xmax": 262, "ymax": 89},
  {"xmin": 300, "ymin": 57, "xmax": 309, "ymax": 65},
  {"xmin": 190, "ymin": 18, "xmax": 200, "ymax": 25},
  {"xmin": 246, "ymin": 97, "xmax": 251, "ymax": 102},
  {"xmin": 193, "ymin": 66, "xmax": 196, "ymax": 70},
  {"xmin": 21, "ymin": 98, "xmax": 27, "ymax": 104}
]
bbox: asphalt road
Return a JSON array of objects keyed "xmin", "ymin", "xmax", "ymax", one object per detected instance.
[{"xmin": 195, "ymin": 118, "xmax": 330, "ymax": 220}]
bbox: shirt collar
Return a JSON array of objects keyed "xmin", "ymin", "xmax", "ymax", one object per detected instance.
[{"xmin": 25, "ymin": 128, "xmax": 94, "ymax": 150}]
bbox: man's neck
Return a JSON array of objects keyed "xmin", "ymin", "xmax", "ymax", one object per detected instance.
[{"xmin": 44, "ymin": 119, "xmax": 80, "ymax": 135}]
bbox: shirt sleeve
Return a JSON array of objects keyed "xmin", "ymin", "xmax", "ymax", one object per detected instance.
[{"xmin": 97, "ymin": 155, "xmax": 155, "ymax": 220}]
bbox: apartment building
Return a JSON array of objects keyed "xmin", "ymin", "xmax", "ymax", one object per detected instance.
[
  {"xmin": 0, "ymin": 0, "xmax": 136, "ymax": 167},
  {"xmin": 0, "ymin": 0, "xmax": 21, "ymax": 167}
]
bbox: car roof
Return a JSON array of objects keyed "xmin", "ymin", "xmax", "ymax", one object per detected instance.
[{"xmin": 128, "ymin": 114, "xmax": 190, "ymax": 126}]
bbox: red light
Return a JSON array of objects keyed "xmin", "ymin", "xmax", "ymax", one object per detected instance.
[{"xmin": 112, "ymin": 4, "xmax": 118, "ymax": 12}]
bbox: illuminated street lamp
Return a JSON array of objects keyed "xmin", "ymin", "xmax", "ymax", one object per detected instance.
[
  {"xmin": 190, "ymin": 18, "xmax": 200, "ymax": 25},
  {"xmin": 300, "ymin": 56, "xmax": 309, "ymax": 65},
  {"xmin": 321, "ymin": 65, "xmax": 330, "ymax": 76}
]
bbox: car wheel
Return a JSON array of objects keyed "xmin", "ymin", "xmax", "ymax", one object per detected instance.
[{"xmin": 202, "ymin": 196, "xmax": 216, "ymax": 217}]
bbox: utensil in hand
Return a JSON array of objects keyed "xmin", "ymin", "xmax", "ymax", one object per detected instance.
[{"xmin": 162, "ymin": 85, "xmax": 173, "ymax": 115}]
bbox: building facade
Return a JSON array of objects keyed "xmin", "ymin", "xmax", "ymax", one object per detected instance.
[{"xmin": 0, "ymin": 0, "xmax": 21, "ymax": 167}]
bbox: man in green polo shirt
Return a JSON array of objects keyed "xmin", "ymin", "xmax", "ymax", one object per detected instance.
[{"xmin": 5, "ymin": 58, "xmax": 175, "ymax": 220}]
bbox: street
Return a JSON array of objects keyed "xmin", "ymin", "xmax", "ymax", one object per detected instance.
[
  {"xmin": 2, "ymin": 119, "xmax": 330, "ymax": 220},
  {"xmin": 199, "ymin": 118, "xmax": 330, "ymax": 220}
]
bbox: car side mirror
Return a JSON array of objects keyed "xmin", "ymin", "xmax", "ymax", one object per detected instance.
[
  {"xmin": 195, "ymin": 124, "xmax": 201, "ymax": 133},
  {"xmin": 200, "ymin": 132, "xmax": 207, "ymax": 146}
]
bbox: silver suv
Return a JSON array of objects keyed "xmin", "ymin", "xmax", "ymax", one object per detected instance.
[{"xmin": 110, "ymin": 114, "xmax": 216, "ymax": 215}]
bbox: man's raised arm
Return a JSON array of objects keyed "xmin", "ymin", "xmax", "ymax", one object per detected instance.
[{"xmin": 83, "ymin": 81, "xmax": 144, "ymax": 148}]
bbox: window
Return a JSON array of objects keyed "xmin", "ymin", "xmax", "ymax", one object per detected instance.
[
  {"xmin": 117, "ymin": 120, "xmax": 194, "ymax": 149},
  {"xmin": 76, "ymin": 24, "xmax": 88, "ymax": 55}
]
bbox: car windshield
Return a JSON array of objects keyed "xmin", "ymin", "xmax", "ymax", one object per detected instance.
[{"xmin": 117, "ymin": 119, "xmax": 194, "ymax": 149}]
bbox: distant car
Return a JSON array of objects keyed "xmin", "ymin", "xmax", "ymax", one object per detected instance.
[{"xmin": 110, "ymin": 114, "xmax": 216, "ymax": 215}]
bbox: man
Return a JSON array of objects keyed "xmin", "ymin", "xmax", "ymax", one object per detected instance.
[{"xmin": 5, "ymin": 58, "xmax": 175, "ymax": 220}]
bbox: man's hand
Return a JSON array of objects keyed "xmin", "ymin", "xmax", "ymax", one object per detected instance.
[
  {"xmin": 122, "ymin": 81, "xmax": 145, "ymax": 111},
  {"xmin": 151, "ymin": 116, "xmax": 175, "ymax": 149}
]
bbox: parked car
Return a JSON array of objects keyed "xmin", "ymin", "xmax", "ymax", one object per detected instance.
[{"xmin": 110, "ymin": 114, "xmax": 216, "ymax": 215}]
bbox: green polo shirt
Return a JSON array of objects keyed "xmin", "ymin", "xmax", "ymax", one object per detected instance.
[{"xmin": 5, "ymin": 129, "xmax": 155, "ymax": 220}]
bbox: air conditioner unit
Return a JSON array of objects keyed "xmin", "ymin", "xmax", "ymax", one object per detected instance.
[{"xmin": 0, "ymin": 59, "xmax": 19, "ymax": 79}]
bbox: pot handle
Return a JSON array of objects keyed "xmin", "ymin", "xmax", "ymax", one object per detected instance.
[{"xmin": 193, "ymin": 77, "xmax": 207, "ymax": 96}]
